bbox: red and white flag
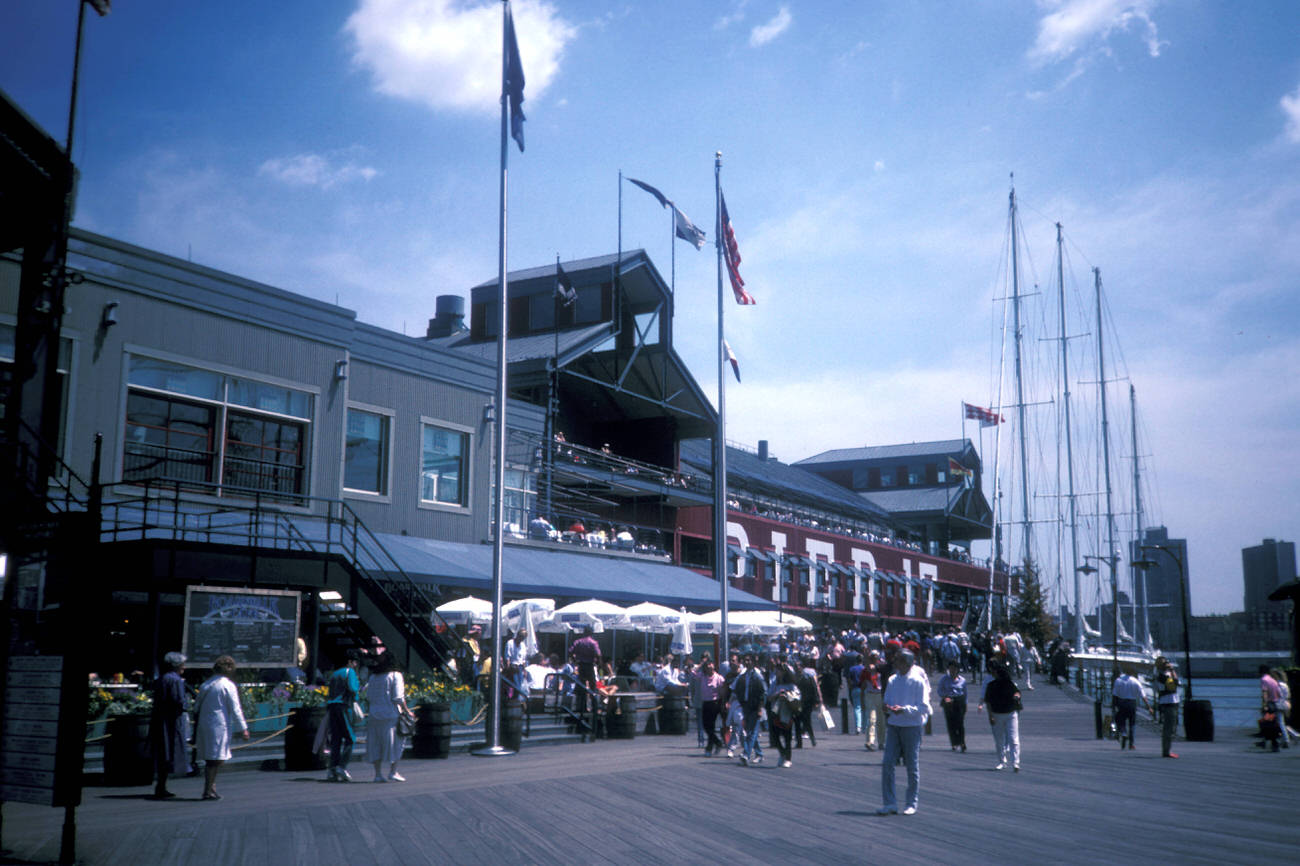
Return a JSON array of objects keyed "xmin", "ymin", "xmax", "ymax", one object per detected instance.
[
  {"xmin": 720, "ymin": 192, "xmax": 754, "ymax": 305},
  {"xmin": 724, "ymin": 339, "xmax": 741, "ymax": 383},
  {"xmin": 963, "ymin": 402, "xmax": 1004, "ymax": 426}
]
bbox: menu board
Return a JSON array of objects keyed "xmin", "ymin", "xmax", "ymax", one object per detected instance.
[
  {"xmin": 1, "ymin": 656, "xmax": 64, "ymax": 806},
  {"xmin": 183, "ymin": 587, "xmax": 301, "ymax": 667}
]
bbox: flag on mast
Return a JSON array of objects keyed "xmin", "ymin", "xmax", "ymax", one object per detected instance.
[
  {"xmin": 627, "ymin": 178, "xmax": 706, "ymax": 248},
  {"xmin": 720, "ymin": 192, "xmax": 754, "ymax": 304},
  {"xmin": 963, "ymin": 402, "xmax": 1004, "ymax": 426},
  {"xmin": 504, "ymin": 3, "xmax": 526, "ymax": 152},
  {"xmin": 724, "ymin": 339, "xmax": 741, "ymax": 383},
  {"xmin": 555, "ymin": 262, "xmax": 577, "ymax": 307},
  {"xmin": 948, "ymin": 457, "xmax": 972, "ymax": 478}
]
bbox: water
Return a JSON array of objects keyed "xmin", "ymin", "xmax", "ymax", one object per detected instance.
[{"xmin": 1191, "ymin": 678, "xmax": 1269, "ymax": 732}]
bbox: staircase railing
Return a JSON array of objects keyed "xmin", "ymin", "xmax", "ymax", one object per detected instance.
[{"xmin": 94, "ymin": 477, "xmax": 466, "ymax": 673}]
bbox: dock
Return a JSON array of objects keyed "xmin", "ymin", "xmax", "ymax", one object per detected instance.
[{"xmin": 1, "ymin": 681, "xmax": 1294, "ymax": 865}]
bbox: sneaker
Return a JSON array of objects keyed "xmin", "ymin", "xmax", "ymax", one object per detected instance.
[
  {"xmin": 739, "ymin": 754, "xmax": 748, "ymax": 766},
  {"xmin": 780, "ymin": 759, "xmax": 792, "ymax": 768},
  {"xmin": 373, "ymin": 775, "xmax": 387, "ymax": 783},
  {"xmin": 865, "ymin": 743, "xmax": 875, "ymax": 751},
  {"xmin": 1013, "ymin": 764, "xmax": 1020, "ymax": 773},
  {"xmin": 902, "ymin": 806, "xmax": 917, "ymax": 815},
  {"xmin": 876, "ymin": 806, "xmax": 897, "ymax": 815},
  {"xmin": 388, "ymin": 772, "xmax": 406, "ymax": 782},
  {"xmin": 336, "ymin": 768, "xmax": 352, "ymax": 782},
  {"xmin": 1165, "ymin": 752, "xmax": 1179, "ymax": 759},
  {"xmin": 995, "ymin": 762, "xmax": 1005, "ymax": 771},
  {"xmin": 960, "ymin": 744, "xmax": 967, "ymax": 753},
  {"xmin": 726, "ymin": 748, "xmax": 736, "ymax": 759},
  {"xmin": 752, "ymin": 755, "xmax": 763, "ymax": 765}
]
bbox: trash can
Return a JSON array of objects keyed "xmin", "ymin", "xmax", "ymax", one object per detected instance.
[
  {"xmin": 607, "ymin": 695, "xmax": 638, "ymax": 739},
  {"xmin": 412, "ymin": 703, "xmax": 452, "ymax": 759},
  {"xmin": 499, "ymin": 699, "xmax": 524, "ymax": 751},
  {"xmin": 660, "ymin": 694, "xmax": 688, "ymax": 735},
  {"xmin": 104, "ymin": 714, "xmax": 154, "ymax": 786},
  {"xmin": 1184, "ymin": 699, "xmax": 1214, "ymax": 742}
]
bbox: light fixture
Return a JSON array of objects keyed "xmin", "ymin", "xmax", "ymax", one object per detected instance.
[
  {"xmin": 102, "ymin": 300, "xmax": 119, "ymax": 327},
  {"xmin": 334, "ymin": 359, "xmax": 348, "ymax": 381}
]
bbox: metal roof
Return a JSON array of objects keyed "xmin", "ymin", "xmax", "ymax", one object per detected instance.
[{"xmin": 795, "ymin": 439, "xmax": 972, "ymax": 465}]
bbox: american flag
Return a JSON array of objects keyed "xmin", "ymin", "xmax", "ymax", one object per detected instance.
[
  {"xmin": 720, "ymin": 193, "xmax": 754, "ymax": 305},
  {"xmin": 963, "ymin": 402, "xmax": 1004, "ymax": 426}
]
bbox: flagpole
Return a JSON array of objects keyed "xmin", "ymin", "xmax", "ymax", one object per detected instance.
[
  {"xmin": 713, "ymin": 152, "xmax": 729, "ymax": 660},
  {"xmin": 475, "ymin": 0, "xmax": 515, "ymax": 757}
]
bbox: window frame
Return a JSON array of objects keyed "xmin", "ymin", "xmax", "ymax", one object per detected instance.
[
  {"xmin": 342, "ymin": 402, "xmax": 394, "ymax": 501},
  {"xmin": 417, "ymin": 416, "xmax": 473, "ymax": 513}
]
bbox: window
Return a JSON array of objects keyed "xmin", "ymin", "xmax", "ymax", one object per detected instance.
[
  {"xmin": 502, "ymin": 467, "xmax": 536, "ymax": 528},
  {"xmin": 420, "ymin": 422, "xmax": 469, "ymax": 507},
  {"xmin": 879, "ymin": 468, "xmax": 895, "ymax": 487},
  {"xmin": 123, "ymin": 356, "xmax": 312, "ymax": 499},
  {"xmin": 344, "ymin": 408, "xmax": 390, "ymax": 495},
  {"xmin": 1, "ymin": 323, "xmax": 73, "ymax": 459}
]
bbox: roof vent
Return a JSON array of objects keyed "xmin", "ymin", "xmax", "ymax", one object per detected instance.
[
  {"xmin": 426, "ymin": 295, "xmax": 466, "ymax": 338},
  {"xmin": 757, "ymin": 440, "xmax": 769, "ymax": 461}
]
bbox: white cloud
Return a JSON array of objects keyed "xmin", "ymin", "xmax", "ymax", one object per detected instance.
[
  {"xmin": 1283, "ymin": 82, "xmax": 1300, "ymax": 143},
  {"xmin": 1028, "ymin": 0, "xmax": 1165, "ymax": 66},
  {"xmin": 344, "ymin": 0, "xmax": 576, "ymax": 114},
  {"xmin": 749, "ymin": 6, "xmax": 791, "ymax": 47},
  {"xmin": 258, "ymin": 152, "xmax": 379, "ymax": 189},
  {"xmin": 715, "ymin": 0, "xmax": 748, "ymax": 30}
]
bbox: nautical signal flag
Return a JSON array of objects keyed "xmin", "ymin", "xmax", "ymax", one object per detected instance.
[
  {"xmin": 720, "ymin": 192, "xmax": 754, "ymax": 304},
  {"xmin": 504, "ymin": 3, "xmax": 526, "ymax": 152},
  {"xmin": 627, "ymin": 178, "xmax": 707, "ymax": 249},
  {"xmin": 963, "ymin": 402, "xmax": 1004, "ymax": 426},
  {"xmin": 948, "ymin": 457, "xmax": 972, "ymax": 478},
  {"xmin": 724, "ymin": 339, "xmax": 741, "ymax": 383},
  {"xmin": 555, "ymin": 262, "xmax": 576, "ymax": 307}
]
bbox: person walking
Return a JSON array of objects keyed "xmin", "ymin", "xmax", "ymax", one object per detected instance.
[
  {"xmin": 937, "ymin": 660, "xmax": 968, "ymax": 752},
  {"xmin": 1154, "ymin": 657, "xmax": 1180, "ymax": 758},
  {"xmin": 366, "ymin": 650, "xmax": 413, "ymax": 782},
  {"xmin": 695, "ymin": 658, "xmax": 726, "ymax": 756},
  {"xmin": 149, "ymin": 651, "xmax": 191, "ymax": 799},
  {"xmin": 733, "ymin": 655, "xmax": 767, "ymax": 766},
  {"xmin": 325, "ymin": 649, "xmax": 362, "ymax": 781},
  {"xmin": 570, "ymin": 628, "xmax": 602, "ymax": 717},
  {"xmin": 862, "ymin": 650, "xmax": 887, "ymax": 752},
  {"xmin": 1111, "ymin": 664, "xmax": 1152, "ymax": 750},
  {"xmin": 877, "ymin": 650, "xmax": 930, "ymax": 816},
  {"xmin": 979, "ymin": 662, "xmax": 1022, "ymax": 772},
  {"xmin": 768, "ymin": 668, "xmax": 801, "ymax": 768},
  {"xmin": 194, "ymin": 655, "xmax": 248, "ymax": 800}
]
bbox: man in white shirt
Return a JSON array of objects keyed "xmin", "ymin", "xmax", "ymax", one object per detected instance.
[
  {"xmin": 1111, "ymin": 664, "xmax": 1152, "ymax": 750},
  {"xmin": 877, "ymin": 649, "xmax": 931, "ymax": 816}
]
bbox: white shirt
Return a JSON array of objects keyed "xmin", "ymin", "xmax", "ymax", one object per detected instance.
[
  {"xmin": 882, "ymin": 665, "xmax": 931, "ymax": 727},
  {"xmin": 364, "ymin": 670, "xmax": 405, "ymax": 720},
  {"xmin": 1111, "ymin": 674, "xmax": 1144, "ymax": 702}
]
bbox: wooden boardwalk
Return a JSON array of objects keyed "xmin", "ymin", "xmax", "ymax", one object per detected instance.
[{"xmin": 2, "ymin": 681, "xmax": 1295, "ymax": 865}]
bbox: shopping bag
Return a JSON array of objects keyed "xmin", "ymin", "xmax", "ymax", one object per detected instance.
[{"xmin": 817, "ymin": 705, "xmax": 836, "ymax": 732}]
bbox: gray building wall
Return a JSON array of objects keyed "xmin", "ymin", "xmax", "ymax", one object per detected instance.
[
  {"xmin": 1242, "ymin": 538, "xmax": 1297, "ymax": 617},
  {"xmin": 1, "ymin": 229, "xmax": 540, "ymax": 546}
]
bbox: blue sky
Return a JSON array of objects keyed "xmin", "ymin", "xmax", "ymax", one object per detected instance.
[{"xmin": 4, "ymin": 1, "xmax": 1299, "ymax": 617}]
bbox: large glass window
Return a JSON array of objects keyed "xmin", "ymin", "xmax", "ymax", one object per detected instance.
[
  {"xmin": 502, "ymin": 467, "xmax": 536, "ymax": 528},
  {"xmin": 123, "ymin": 356, "xmax": 312, "ymax": 499},
  {"xmin": 421, "ymin": 423, "xmax": 469, "ymax": 507},
  {"xmin": 344, "ymin": 409, "xmax": 389, "ymax": 495}
]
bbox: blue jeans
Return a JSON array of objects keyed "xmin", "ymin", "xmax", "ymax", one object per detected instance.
[
  {"xmin": 848, "ymin": 686, "xmax": 864, "ymax": 734},
  {"xmin": 881, "ymin": 724, "xmax": 922, "ymax": 811},
  {"xmin": 742, "ymin": 709, "xmax": 764, "ymax": 760}
]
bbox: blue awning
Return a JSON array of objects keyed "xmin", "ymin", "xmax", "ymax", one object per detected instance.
[{"xmin": 377, "ymin": 533, "xmax": 776, "ymax": 610}]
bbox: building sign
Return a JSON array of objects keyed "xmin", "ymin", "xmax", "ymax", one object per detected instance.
[
  {"xmin": 1, "ymin": 656, "xmax": 69, "ymax": 806},
  {"xmin": 182, "ymin": 586, "xmax": 301, "ymax": 668}
]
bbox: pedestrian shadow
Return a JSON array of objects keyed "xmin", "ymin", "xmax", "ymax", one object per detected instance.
[{"xmin": 835, "ymin": 810, "xmax": 880, "ymax": 817}]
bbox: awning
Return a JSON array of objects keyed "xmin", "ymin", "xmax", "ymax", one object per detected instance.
[{"xmin": 378, "ymin": 533, "xmax": 775, "ymax": 610}]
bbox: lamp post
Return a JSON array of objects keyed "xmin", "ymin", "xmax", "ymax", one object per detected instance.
[
  {"xmin": 1078, "ymin": 553, "xmax": 1121, "ymax": 680},
  {"xmin": 1133, "ymin": 545, "xmax": 1193, "ymax": 702}
]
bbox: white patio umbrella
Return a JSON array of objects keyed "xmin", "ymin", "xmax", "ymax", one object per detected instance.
[
  {"xmin": 501, "ymin": 598, "xmax": 555, "ymax": 633},
  {"xmin": 769, "ymin": 611, "xmax": 814, "ymax": 631},
  {"xmin": 433, "ymin": 595, "xmax": 492, "ymax": 626},
  {"xmin": 670, "ymin": 620, "xmax": 693, "ymax": 657},
  {"xmin": 691, "ymin": 609, "xmax": 762, "ymax": 635},
  {"xmin": 552, "ymin": 598, "xmax": 631, "ymax": 631},
  {"xmin": 624, "ymin": 601, "xmax": 688, "ymax": 633}
]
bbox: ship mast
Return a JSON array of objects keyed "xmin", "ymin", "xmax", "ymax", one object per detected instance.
[
  {"xmin": 1011, "ymin": 189, "xmax": 1033, "ymax": 569},
  {"xmin": 1094, "ymin": 267, "xmax": 1120, "ymax": 676},
  {"xmin": 1130, "ymin": 384, "xmax": 1148, "ymax": 646},
  {"xmin": 1056, "ymin": 224, "xmax": 1084, "ymax": 651}
]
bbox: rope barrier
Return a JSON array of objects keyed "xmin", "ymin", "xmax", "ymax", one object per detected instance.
[
  {"xmin": 233, "ymin": 724, "xmax": 293, "ymax": 750},
  {"xmin": 84, "ymin": 734, "xmax": 110, "ymax": 744}
]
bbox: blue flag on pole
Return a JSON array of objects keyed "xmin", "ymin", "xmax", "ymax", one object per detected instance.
[
  {"xmin": 628, "ymin": 177, "xmax": 707, "ymax": 248},
  {"xmin": 505, "ymin": 4, "xmax": 526, "ymax": 152}
]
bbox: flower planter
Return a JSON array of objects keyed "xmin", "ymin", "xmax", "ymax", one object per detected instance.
[
  {"xmin": 411, "ymin": 703, "xmax": 451, "ymax": 759},
  {"xmin": 104, "ymin": 714, "xmax": 154, "ymax": 786},
  {"xmin": 284, "ymin": 706, "xmax": 328, "ymax": 771}
]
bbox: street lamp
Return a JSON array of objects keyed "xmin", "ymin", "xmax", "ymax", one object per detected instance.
[
  {"xmin": 1132, "ymin": 544, "xmax": 1193, "ymax": 703},
  {"xmin": 1080, "ymin": 553, "xmax": 1121, "ymax": 679}
]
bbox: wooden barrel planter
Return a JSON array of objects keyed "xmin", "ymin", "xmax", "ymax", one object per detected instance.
[
  {"xmin": 607, "ymin": 695, "xmax": 638, "ymax": 740},
  {"xmin": 104, "ymin": 714, "xmax": 154, "ymax": 786},
  {"xmin": 499, "ymin": 700, "xmax": 524, "ymax": 752},
  {"xmin": 659, "ymin": 693, "xmax": 688, "ymax": 735},
  {"xmin": 411, "ymin": 703, "xmax": 452, "ymax": 759},
  {"xmin": 285, "ymin": 706, "xmax": 328, "ymax": 771}
]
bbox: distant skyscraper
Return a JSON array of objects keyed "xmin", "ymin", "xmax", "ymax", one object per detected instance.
[
  {"xmin": 1131, "ymin": 526, "xmax": 1189, "ymax": 650},
  {"xmin": 1242, "ymin": 539, "xmax": 1296, "ymax": 628}
]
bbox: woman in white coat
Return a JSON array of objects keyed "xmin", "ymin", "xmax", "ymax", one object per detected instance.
[
  {"xmin": 365, "ymin": 650, "xmax": 413, "ymax": 782},
  {"xmin": 195, "ymin": 655, "xmax": 249, "ymax": 800}
]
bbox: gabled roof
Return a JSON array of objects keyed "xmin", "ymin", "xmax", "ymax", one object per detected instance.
[
  {"xmin": 679, "ymin": 440, "xmax": 891, "ymax": 524},
  {"xmin": 424, "ymin": 321, "xmax": 612, "ymax": 363},
  {"xmin": 858, "ymin": 485, "xmax": 963, "ymax": 515},
  {"xmin": 795, "ymin": 439, "xmax": 972, "ymax": 465}
]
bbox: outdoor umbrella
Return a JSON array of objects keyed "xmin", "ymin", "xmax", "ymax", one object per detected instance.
[{"xmin": 433, "ymin": 595, "xmax": 493, "ymax": 626}]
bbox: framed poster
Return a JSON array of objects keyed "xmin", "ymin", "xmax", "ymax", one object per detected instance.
[{"xmin": 182, "ymin": 586, "xmax": 302, "ymax": 668}]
